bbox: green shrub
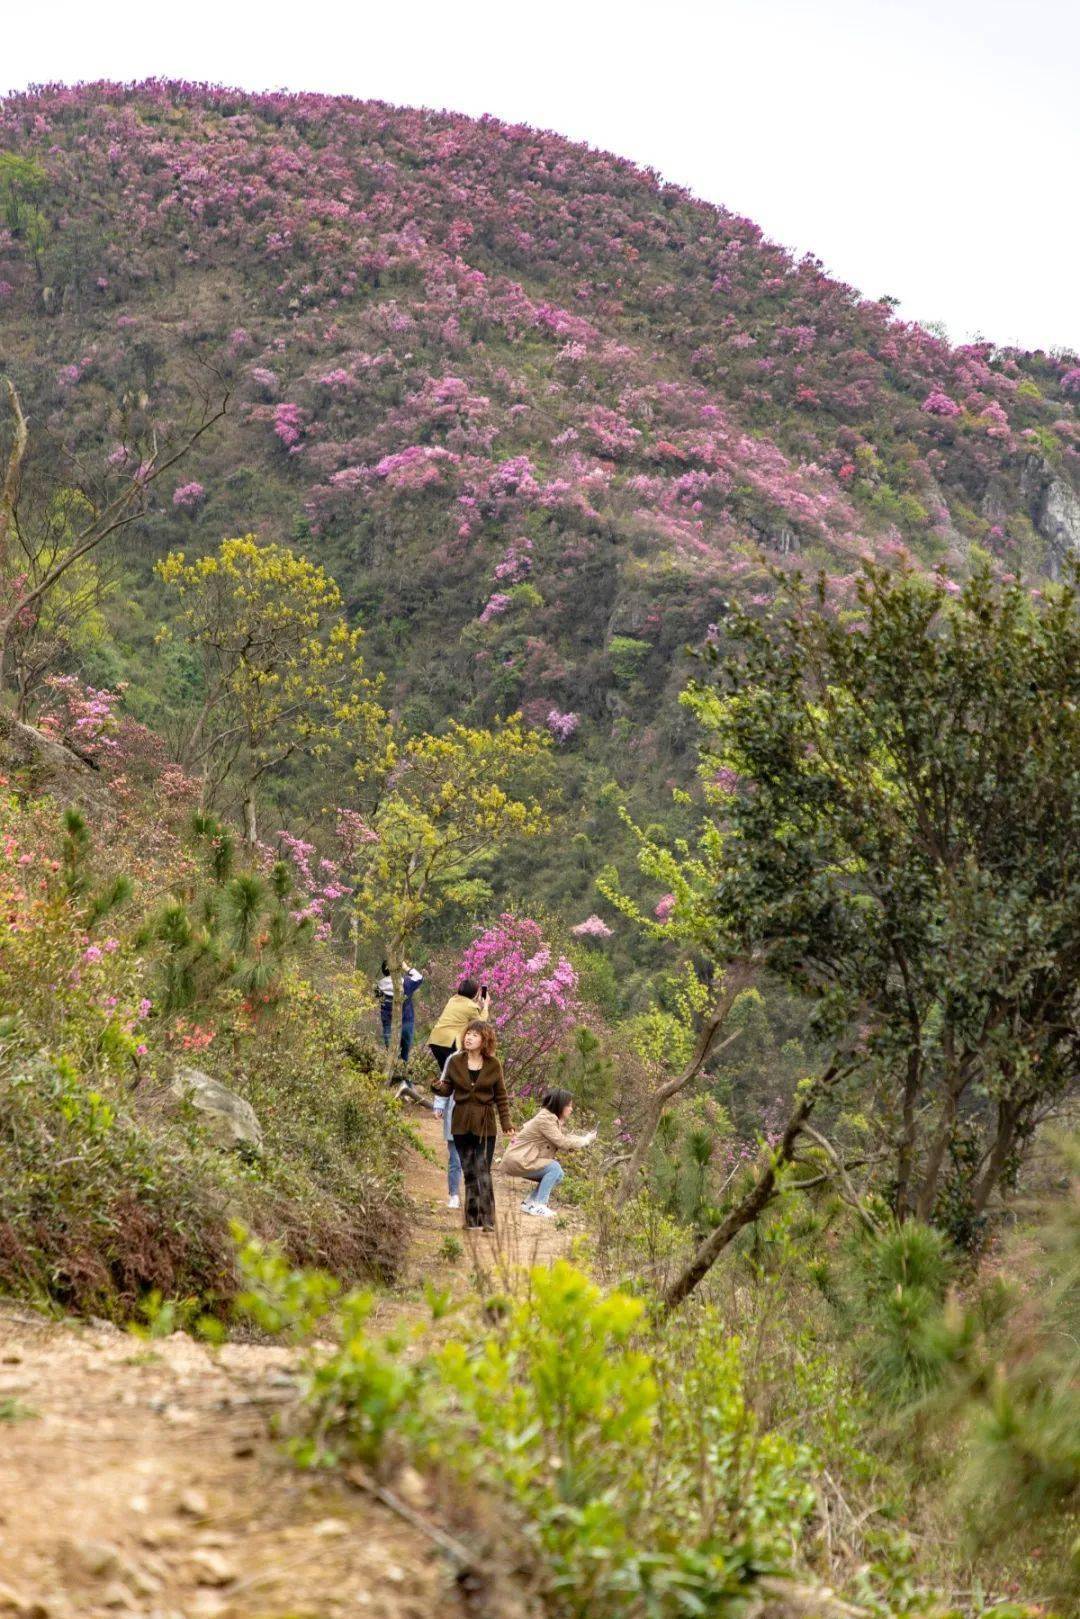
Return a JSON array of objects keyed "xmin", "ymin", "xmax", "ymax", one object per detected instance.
[
  {"xmin": 0, "ymin": 794, "xmax": 410, "ymax": 1317},
  {"xmin": 841, "ymin": 1222, "xmax": 957, "ymax": 1406},
  {"xmin": 608, "ymin": 634, "xmax": 651, "ymax": 685},
  {"xmin": 0, "ymin": 1055, "xmax": 235, "ymax": 1318},
  {"xmin": 241, "ymin": 1246, "xmax": 819, "ymax": 1618}
]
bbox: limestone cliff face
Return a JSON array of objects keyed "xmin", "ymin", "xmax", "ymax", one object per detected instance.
[
  {"xmin": 0, "ymin": 709, "xmax": 109, "ymax": 807},
  {"xmin": 1021, "ymin": 456, "xmax": 1080, "ymax": 578}
]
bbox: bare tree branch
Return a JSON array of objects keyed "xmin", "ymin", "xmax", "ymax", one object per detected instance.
[
  {"xmin": 0, "ymin": 377, "xmax": 29, "ymax": 559},
  {"xmin": 614, "ymin": 960, "xmax": 755, "ymax": 1209},
  {"xmin": 0, "ymin": 385, "xmax": 228, "ymax": 665},
  {"xmin": 661, "ymin": 1057, "xmax": 852, "ymax": 1316}
]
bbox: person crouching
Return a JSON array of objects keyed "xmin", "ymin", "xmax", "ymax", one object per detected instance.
[{"xmin": 500, "ymin": 1088, "xmax": 596, "ymax": 1218}]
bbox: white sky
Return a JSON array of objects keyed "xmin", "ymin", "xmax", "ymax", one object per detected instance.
[{"xmin": 5, "ymin": 0, "xmax": 1077, "ymax": 354}]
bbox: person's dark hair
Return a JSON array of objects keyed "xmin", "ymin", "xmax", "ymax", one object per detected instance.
[
  {"xmin": 381, "ymin": 960, "xmax": 389, "ymax": 977},
  {"xmin": 540, "ymin": 1088, "xmax": 573, "ymax": 1119},
  {"xmin": 463, "ymin": 1019, "xmax": 497, "ymax": 1058},
  {"xmin": 457, "ymin": 978, "xmax": 480, "ymax": 999}
]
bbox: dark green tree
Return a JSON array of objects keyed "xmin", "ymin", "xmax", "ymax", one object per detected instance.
[{"xmin": 686, "ymin": 557, "xmax": 1080, "ymax": 1233}]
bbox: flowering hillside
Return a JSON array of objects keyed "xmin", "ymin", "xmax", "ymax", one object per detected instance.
[{"xmin": 1, "ymin": 80, "xmax": 1078, "ymax": 788}]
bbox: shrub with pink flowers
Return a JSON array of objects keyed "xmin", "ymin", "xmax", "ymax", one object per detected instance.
[
  {"xmin": 457, "ymin": 914, "xmax": 581, "ymax": 1093},
  {"xmin": 478, "ymin": 592, "xmax": 511, "ymax": 624},
  {"xmin": 571, "ymin": 914, "xmax": 613, "ymax": 940},
  {"xmin": 38, "ymin": 677, "xmax": 124, "ymax": 757},
  {"xmin": 273, "ymin": 401, "xmax": 305, "ymax": 449},
  {"xmin": 921, "ymin": 389, "xmax": 962, "ymax": 417},
  {"xmin": 172, "ymin": 480, "xmax": 206, "ymax": 511},
  {"xmin": 275, "ymin": 829, "xmax": 350, "ymax": 942},
  {"xmin": 546, "ymin": 709, "xmax": 579, "ymax": 744}
]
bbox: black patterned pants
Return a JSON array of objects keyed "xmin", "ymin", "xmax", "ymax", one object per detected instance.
[{"xmin": 452, "ymin": 1132, "xmax": 497, "ymax": 1228}]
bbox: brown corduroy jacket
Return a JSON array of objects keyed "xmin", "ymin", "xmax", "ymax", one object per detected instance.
[{"xmin": 432, "ymin": 1052, "xmax": 512, "ymax": 1137}]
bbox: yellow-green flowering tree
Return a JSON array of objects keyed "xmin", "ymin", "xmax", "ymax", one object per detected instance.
[
  {"xmin": 351, "ymin": 716, "xmax": 552, "ymax": 1076},
  {"xmin": 158, "ymin": 536, "xmax": 389, "ymax": 843}
]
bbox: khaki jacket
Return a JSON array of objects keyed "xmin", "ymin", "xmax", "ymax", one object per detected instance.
[
  {"xmin": 427, "ymin": 994, "xmax": 488, "ymax": 1051},
  {"xmin": 500, "ymin": 1108, "xmax": 593, "ymax": 1178}
]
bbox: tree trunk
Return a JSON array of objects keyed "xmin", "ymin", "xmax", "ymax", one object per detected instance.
[
  {"xmin": 0, "ymin": 377, "xmax": 28, "ymax": 564},
  {"xmin": 914, "ymin": 1075, "xmax": 966, "ymax": 1222},
  {"xmin": 660, "ymin": 1060, "xmax": 845, "ymax": 1316},
  {"xmin": 242, "ymin": 791, "xmax": 258, "ymax": 848},
  {"xmin": 894, "ymin": 1046, "xmax": 921, "ymax": 1220},
  {"xmin": 614, "ymin": 965, "xmax": 752, "ymax": 1209},
  {"xmin": 972, "ymin": 1095, "xmax": 1021, "ymax": 1216}
]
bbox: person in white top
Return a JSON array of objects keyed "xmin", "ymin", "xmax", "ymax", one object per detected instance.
[{"xmin": 499, "ymin": 1087, "xmax": 596, "ymax": 1217}]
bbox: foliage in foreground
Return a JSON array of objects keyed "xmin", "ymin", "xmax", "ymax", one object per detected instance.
[
  {"xmin": 239, "ymin": 1243, "xmax": 821, "ymax": 1618},
  {"xmin": 238, "ymin": 1235, "xmax": 1058, "ymax": 1619}
]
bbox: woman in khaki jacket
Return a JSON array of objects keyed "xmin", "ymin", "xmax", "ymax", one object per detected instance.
[
  {"xmin": 500, "ymin": 1088, "xmax": 596, "ymax": 1219},
  {"xmin": 427, "ymin": 978, "xmax": 490, "ymax": 1076}
]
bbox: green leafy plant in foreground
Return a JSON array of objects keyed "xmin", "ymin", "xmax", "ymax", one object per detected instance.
[{"xmin": 236, "ymin": 1238, "xmax": 819, "ymax": 1617}]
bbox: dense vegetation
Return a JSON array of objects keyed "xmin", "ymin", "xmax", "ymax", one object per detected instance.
[
  {"xmin": 0, "ymin": 82, "xmax": 1078, "ymax": 952},
  {"xmin": 0, "ymin": 82, "xmax": 1077, "ymax": 1618}
]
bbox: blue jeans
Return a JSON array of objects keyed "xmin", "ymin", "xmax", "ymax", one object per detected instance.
[
  {"xmin": 447, "ymin": 1140, "xmax": 462, "ymax": 1198},
  {"xmin": 524, "ymin": 1160, "xmax": 564, "ymax": 1206},
  {"xmin": 381, "ymin": 1013, "xmax": 414, "ymax": 1063}
]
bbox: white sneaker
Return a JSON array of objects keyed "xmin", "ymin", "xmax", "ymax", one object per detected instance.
[
  {"xmin": 530, "ymin": 1204, "xmax": 555, "ymax": 1219},
  {"xmin": 520, "ymin": 1199, "xmax": 537, "ymax": 1213},
  {"xmin": 447, "ymin": 1195, "xmax": 460, "ymax": 1211}
]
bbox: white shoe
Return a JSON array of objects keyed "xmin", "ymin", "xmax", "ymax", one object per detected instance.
[
  {"xmin": 447, "ymin": 1195, "xmax": 460, "ymax": 1210},
  {"xmin": 520, "ymin": 1199, "xmax": 537, "ymax": 1214},
  {"xmin": 529, "ymin": 1204, "xmax": 555, "ymax": 1219}
]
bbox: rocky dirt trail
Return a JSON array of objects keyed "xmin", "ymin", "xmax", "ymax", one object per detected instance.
[{"xmin": 0, "ymin": 1106, "xmax": 578, "ymax": 1619}]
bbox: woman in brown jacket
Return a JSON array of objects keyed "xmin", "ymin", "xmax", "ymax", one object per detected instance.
[
  {"xmin": 432, "ymin": 1020, "xmax": 511, "ymax": 1230},
  {"xmin": 500, "ymin": 1088, "xmax": 596, "ymax": 1219}
]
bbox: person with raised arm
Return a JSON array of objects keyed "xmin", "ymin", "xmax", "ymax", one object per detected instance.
[
  {"xmin": 427, "ymin": 978, "xmax": 490, "ymax": 1075},
  {"xmin": 500, "ymin": 1088, "xmax": 596, "ymax": 1218}
]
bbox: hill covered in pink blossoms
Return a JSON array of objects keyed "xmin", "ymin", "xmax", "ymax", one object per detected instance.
[{"xmin": 1, "ymin": 80, "xmax": 1078, "ymax": 792}]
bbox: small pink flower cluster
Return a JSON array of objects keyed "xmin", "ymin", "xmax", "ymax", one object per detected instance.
[
  {"xmin": 370, "ymin": 444, "xmax": 458, "ymax": 491},
  {"xmin": 172, "ymin": 480, "xmax": 206, "ymax": 511},
  {"xmin": 276, "ymin": 829, "xmax": 349, "ymax": 942},
  {"xmin": 571, "ymin": 914, "xmax": 612, "ymax": 939},
  {"xmin": 273, "ymin": 402, "xmax": 305, "ymax": 448},
  {"xmin": 492, "ymin": 538, "xmax": 533, "ymax": 583},
  {"xmin": 921, "ymin": 389, "xmax": 962, "ymax": 417},
  {"xmin": 478, "ymin": 592, "xmax": 511, "ymax": 624},
  {"xmin": 334, "ymin": 807, "xmax": 379, "ymax": 860},
  {"xmin": 545, "ymin": 709, "xmax": 579, "ymax": 744}
]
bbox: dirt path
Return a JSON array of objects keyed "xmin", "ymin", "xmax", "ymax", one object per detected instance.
[
  {"xmin": 378, "ymin": 1106, "xmax": 579, "ymax": 1315},
  {"xmin": 0, "ymin": 1105, "xmax": 578, "ymax": 1618}
]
